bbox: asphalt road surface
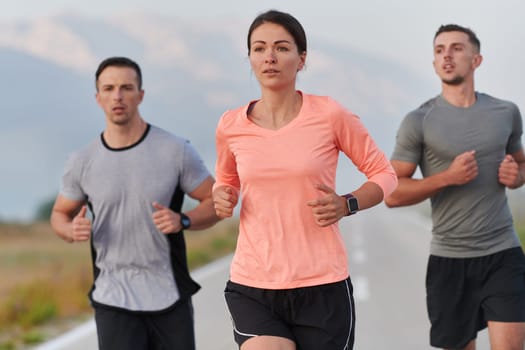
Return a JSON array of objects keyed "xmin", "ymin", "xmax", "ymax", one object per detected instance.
[{"xmin": 34, "ymin": 204, "xmax": 491, "ymax": 349}]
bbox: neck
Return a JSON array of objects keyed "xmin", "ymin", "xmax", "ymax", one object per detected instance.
[
  {"xmin": 256, "ymin": 89, "xmax": 301, "ymax": 128},
  {"xmin": 103, "ymin": 116, "xmax": 147, "ymax": 148},
  {"xmin": 441, "ymin": 80, "xmax": 476, "ymax": 108}
]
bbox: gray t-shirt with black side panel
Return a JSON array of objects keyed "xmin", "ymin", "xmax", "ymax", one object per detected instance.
[
  {"xmin": 60, "ymin": 124, "xmax": 210, "ymax": 312},
  {"xmin": 392, "ymin": 93, "xmax": 523, "ymax": 258}
]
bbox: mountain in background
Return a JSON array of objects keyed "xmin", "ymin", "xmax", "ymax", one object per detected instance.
[{"xmin": 0, "ymin": 12, "xmax": 436, "ymax": 221}]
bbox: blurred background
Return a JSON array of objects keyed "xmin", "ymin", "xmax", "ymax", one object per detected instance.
[
  {"xmin": 1, "ymin": 0, "xmax": 524, "ymax": 221},
  {"xmin": 0, "ymin": 0, "xmax": 524, "ymax": 348}
]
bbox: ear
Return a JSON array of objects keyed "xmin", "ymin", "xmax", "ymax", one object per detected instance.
[
  {"xmin": 472, "ymin": 53, "xmax": 483, "ymax": 69},
  {"xmin": 138, "ymin": 89, "xmax": 145, "ymax": 104},
  {"xmin": 297, "ymin": 51, "xmax": 307, "ymax": 71},
  {"xmin": 95, "ymin": 92, "xmax": 102, "ymax": 107}
]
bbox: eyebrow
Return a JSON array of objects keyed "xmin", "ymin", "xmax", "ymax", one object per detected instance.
[
  {"xmin": 252, "ymin": 39, "xmax": 293, "ymax": 45},
  {"xmin": 100, "ymin": 83, "xmax": 134, "ymax": 87},
  {"xmin": 434, "ymin": 42, "xmax": 465, "ymax": 48}
]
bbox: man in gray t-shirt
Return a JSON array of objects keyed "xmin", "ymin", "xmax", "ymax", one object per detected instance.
[
  {"xmin": 50, "ymin": 57, "xmax": 220, "ymax": 350},
  {"xmin": 386, "ymin": 25, "xmax": 525, "ymax": 349}
]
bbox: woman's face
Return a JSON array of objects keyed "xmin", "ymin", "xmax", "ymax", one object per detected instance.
[{"xmin": 249, "ymin": 22, "xmax": 306, "ymax": 91}]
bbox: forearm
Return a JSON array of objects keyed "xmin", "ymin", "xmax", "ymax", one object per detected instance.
[
  {"xmin": 385, "ymin": 172, "xmax": 449, "ymax": 208},
  {"xmin": 351, "ymin": 181, "xmax": 385, "ymax": 211},
  {"xmin": 50, "ymin": 210, "xmax": 74, "ymax": 243},
  {"xmin": 185, "ymin": 197, "xmax": 221, "ymax": 230}
]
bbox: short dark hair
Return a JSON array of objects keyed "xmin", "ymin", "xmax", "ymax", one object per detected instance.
[
  {"xmin": 247, "ymin": 10, "xmax": 307, "ymax": 56},
  {"xmin": 434, "ymin": 24, "xmax": 480, "ymax": 52},
  {"xmin": 95, "ymin": 56, "xmax": 143, "ymax": 90}
]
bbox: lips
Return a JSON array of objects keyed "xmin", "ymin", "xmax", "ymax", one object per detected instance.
[{"xmin": 263, "ymin": 69, "xmax": 279, "ymax": 74}]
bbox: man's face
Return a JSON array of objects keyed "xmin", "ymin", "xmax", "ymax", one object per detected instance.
[
  {"xmin": 95, "ymin": 66, "xmax": 144, "ymax": 125},
  {"xmin": 432, "ymin": 31, "xmax": 481, "ymax": 86}
]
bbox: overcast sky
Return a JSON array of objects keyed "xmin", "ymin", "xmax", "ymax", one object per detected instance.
[
  {"xmin": 2, "ymin": 0, "xmax": 524, "ymax": 220},
  {"xmin": 3, "ymin": 0, "xmax": 524, "ymax": 108}
]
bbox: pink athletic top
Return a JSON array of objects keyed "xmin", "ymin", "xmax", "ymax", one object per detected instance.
[{"xmin": 215, "ymin": 92, "xmax": 397, "ymax": 289}]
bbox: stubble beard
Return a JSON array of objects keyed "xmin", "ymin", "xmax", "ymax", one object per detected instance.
[
  {"xmin": 110, "ymin": 114, "xmax": 132, "ymax": 126},
  {"xmin": 442, "ymin": 75, "xmax": 465, "ymax": 86}
]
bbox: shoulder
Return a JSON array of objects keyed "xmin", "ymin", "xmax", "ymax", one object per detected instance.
[
  {"xmin": 301, "ymin": 93, "xmax": 359, "ymax": 125},
  {"xmin": 405, "ymin": 96, "xmax": 439, "ymax": 121},
  {"xmin": 67, "ymin": 136, "xmax": 100, "ymax": 162},
  {"xmin": 148, "ymin": 124, "xmax": 189, "ymax": 146},
  {"xmin": 302, "ymin": 93, "xmax": 344, "ymax": 112},
  {"xmin": 477, "ymin": 93, "xmax": 521, "ymax": 114},
  {"xmin": 395, "ymin": 96, "xmax": 440, "ymax": 136},
  {"xmin": 216, "ymin": 102, "xmax": 252, "ymax": 132}
]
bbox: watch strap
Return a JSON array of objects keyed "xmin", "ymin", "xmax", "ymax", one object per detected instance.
[{"xmin": 179, "ymin": 212, "xmax": 191, "ymax": 230}]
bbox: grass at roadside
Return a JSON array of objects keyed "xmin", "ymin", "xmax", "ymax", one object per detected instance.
[
  {"xmin": 0, "ymin": 219, "xmax": 239, "ymax": 350},
  {"xmin": 517, "ymin": 222, "xmax": 525, "ymax": 249}
]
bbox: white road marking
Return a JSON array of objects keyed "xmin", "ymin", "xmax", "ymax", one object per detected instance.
[
  {"xmin": 33, "ymin": 319, "xmax": 96, "ymax": 350},
  {"xmin": 352, "ymin": 275, "xmax": 370, "ymax": 302}
]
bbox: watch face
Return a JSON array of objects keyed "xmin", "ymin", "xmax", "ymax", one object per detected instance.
[
  {"xmin": 180, "ymin": 214, "xmax": 191, "ymax": 229},
  {"xmin": 348, "ymin": 197, "xmax": 359, "ymax": 212},
  {"xmin": 344, "ymin": 194, "xmax": 359, "ymax": 215}
]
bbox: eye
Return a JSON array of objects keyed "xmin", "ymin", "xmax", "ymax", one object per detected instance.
[
  {"xmin": 276, "ymin": 46, "xmax": 289, "ymax": 52},
  {"xmin": 252, "ymin": 46, "xmax": 264, "ymax": 53}
]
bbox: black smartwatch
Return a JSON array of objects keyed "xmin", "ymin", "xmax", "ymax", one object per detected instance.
[
  {"xmin": 180, "ymin": 213, "xmax": 191, "ymax": 230},
  {"xmin": 343, "ymin": 194, "xmax": 359, "ymax": 216}
]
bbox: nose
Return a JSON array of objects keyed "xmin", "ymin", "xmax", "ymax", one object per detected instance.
[
  {"xmin": 444, "ymin": 47, "xmax": 453, "ymax": 59},
  {"xmin": 112, "ymin": 89, "xmax": 124, "ymax": 100},
  {"xmin": 265, "ymin": 51, "xmax": 277, "ymax": 64}
]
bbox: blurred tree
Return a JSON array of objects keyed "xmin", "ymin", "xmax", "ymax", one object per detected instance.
[{"xmin": 34, "ymin": 196, "xmax": 56, "ymax": 222}]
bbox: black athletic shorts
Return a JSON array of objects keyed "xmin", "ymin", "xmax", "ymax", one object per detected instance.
[
  {"xmin": 426, "ymin": 247, "xmax": 525, "ymax": 349},
  {"xmin": 224, "ymin": 277, "xmax": 355, "ymax": 350},
  {"xmin": 94, "ymin": 298, "xmax": 195, "ymax": 350}
]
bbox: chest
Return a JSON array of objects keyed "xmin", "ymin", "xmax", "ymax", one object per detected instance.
[
  {"xmin": 422, "ymin": 107, "xmax": 513, "ymax": 161},
  {"xmin": 82, "ymin": 148, "xmax": 180, "ymax": 205},
  {"xmin": 229, "ymin": 121, "xmax": 338, "ymax": 183}
]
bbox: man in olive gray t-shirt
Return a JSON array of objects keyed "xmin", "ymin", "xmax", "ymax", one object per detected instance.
[
  {"xmin": 385, "ymin": 24, "xmax": 525, "ymax": 350},
  {"xmin": 391, "ymin": 93, "xmax": 522, "ymax": 258}
]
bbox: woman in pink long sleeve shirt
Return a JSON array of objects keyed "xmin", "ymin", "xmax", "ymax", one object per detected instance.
[{"xmin": 212, "ymin": 10, "xmax": 397, "ymax": 350}]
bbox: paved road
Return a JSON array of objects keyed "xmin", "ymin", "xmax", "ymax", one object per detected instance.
[{"xmin": 34, "ymin": 205, "xmax": 491, "ymax": 349}]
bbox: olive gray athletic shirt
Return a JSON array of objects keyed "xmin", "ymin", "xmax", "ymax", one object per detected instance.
[
  {"xmin": 60, "ymin": 125, "xmax": 210, "ymax": 312},
  {"xmin": 392, "ymin": 93, "xmax": 523, "ymax": 258}
]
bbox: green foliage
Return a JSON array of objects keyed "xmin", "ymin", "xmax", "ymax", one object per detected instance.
[
  {"xmin": 0, "ymin": 219, "xmax": 239, "ymax": 347},
  {"xmin": 22, "ymin": 331, "xmax": 45, "ymax": 344},
  {"xmin": 2, "ymin": 282, "xmax": 58, "ymax": 328},
  {"xmin": 0, "ymin": 341, "xmax": 15, "ymax": 350},
  {"xmin": 211, "ymin": 236, "xmax": 237, "ymax": 252},
  {"xmin": 517, "ymin": 224, "xmax": 525, "ymax": 249},
  {"xmin": 187, "ymin": 250, "xmax": 212, "ymax": 269}
]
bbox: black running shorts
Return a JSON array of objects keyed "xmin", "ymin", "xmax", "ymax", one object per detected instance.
[
  {"xmin": 224, "ymin": 277, "xmax": 355, "ymax": 350},
  {"xmin": 426, "ymin": 247, "xmax": 525, "ymax": 348},
  {"xmin": 94, "ymin": 298, "xmax": 195, "ymax": 350}
]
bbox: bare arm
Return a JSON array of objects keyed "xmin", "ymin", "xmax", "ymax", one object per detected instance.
[
  {"xmin": 184, "ymin": 176, "xmax": 221, "ymax": 230},
  {"xmin": 350, "ymin": 181, "xmax": 385, "ymax": 211},
  {"xmin": 385, "ymin": 150, "xmax": 479, "ymax": 208},
  {"xmin": 152, "ymin": 176, "xmax": 221, "ymax": 233},
  {"xmin": 50, "ymin": 195, "xmax": 91, "ymax": 243},
  {"xmin": 306, "ymin": 181, "xmax": 385, "ymax": 227}
]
